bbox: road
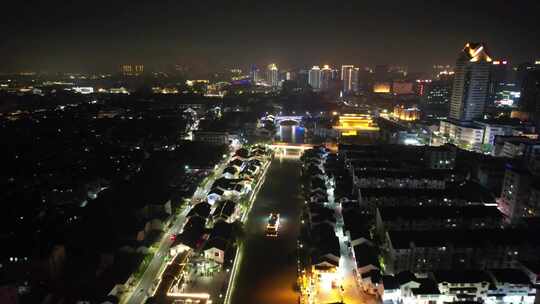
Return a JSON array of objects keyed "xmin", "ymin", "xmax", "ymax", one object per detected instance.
[
  {"xmin": 335, "ymin": 204, "xmax": 380, "ymax": 304},
  {"xmin": 305, "ymin": 156, "xmax": 379, "ymax": 304},
  {"xmin": 126, "ymin": 210, "xmax": 189, "ymax": 304},
  {"xmin": 231, "ymin": 158, "xmax": 304, "ymax": 304},
  {"xmin": 124, "ymin": 159, "xmax": 230, "ymax": 304}
]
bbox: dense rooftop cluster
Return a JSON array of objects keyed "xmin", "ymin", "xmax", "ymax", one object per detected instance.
[
  {"xmin": 298, "ymin": 143, "xmax": 540, "ymax": 303},
  {"xmin": 0, "ymin": 94, "xmax": 232, "ymax": 303}
]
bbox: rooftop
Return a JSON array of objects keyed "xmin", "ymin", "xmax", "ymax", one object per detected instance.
[
  {"xmin": 489, "ymin": 269, "xmax": 531, "ymax": 285},
  {"xmin": 342, "ymin": 209, "xmax": 371, "ymax": 241},
  {"xmin": 187, "ymin": 202, "xmax": 211, "ymax": 218},
  {"xmin": 210, "ymin": 220, "xmax": 233, "ymax": 240},
  {"xmin": 518, "ymin": 260, "xmax": 540, "ymax": 274},
  {"xmin": 396, "ymin": 271, "xmax": 417, "ymax": 285},
  {"xmin": 389, "ymin": 228, "xmax": 540, "ymax": 249},
  {"xmin": 177, "ymin": 215, "xmax": 207, "ymax": 248},
  {"xmin": 360, "ymin": 181, "xmax": 495, "ymax": 204},
  {"xmin": 212, "ymin": 200, "xmax": 236, "ymax": 219},
  {"xmin": 353, "ymin": 243, "xmax": 380, "ymax": 268},
  {"xmin": 442, "ymin": 119, "xmax": 483, "ymax": 129},
  {"xmin": 494, "ymin": 135, "xmax": 540, "ymax": 144},
  {"xmin": 355, "ymin": 169, "xmax": 448, "ymax": 180},
  {"xmin": 474, "ymin": 117, "xmax": 523, "ymax": 127},
  {"xmin": 411, "ymin": 278, "xmax": 440, "ymax": 295},
  {"xmin": 203, "ymin": 237, "xmax": 228, "ymax": 251},
  {"xmin": 378, "ymin": 205, "xmax": 502, "ymax": 221},
  {"xmin": 434, "ymin": 270, "xmax": 492, "ymax": 284},
  {"xmin": 382, "ymin": 275, "xmax": 400, "ymax": 290},
  {"xmin": 461, "ymin": 42, "xmax": 492, "ymax": 63}
]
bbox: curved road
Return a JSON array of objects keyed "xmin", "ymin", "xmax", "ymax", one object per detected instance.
[{"xmin": 231, "ymin": 158, "xmax": 304, "ymax": 304}]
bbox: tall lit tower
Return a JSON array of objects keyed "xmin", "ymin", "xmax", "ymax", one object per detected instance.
[
  {"xmin": 321, "ymin": 65, "xmax": 333, "ymax": 91},
  {"xmin": 250, "ymin": 65, "xmax": 261, "ymax": 83},
  {"xmin": 267, "ymin": 63, "xmax": 279, "ymax": 87},
  {"xmin": 309, "ymin": 66, "xmax": 322, "ymax": 90},
  {"xmin": 449, "ymin": 42, "xmax": 492, "ymax": 121},
  {"xmin": 487, "ymin": 59, "xmax": 510, "ymax": 106},
  {"xmin": 341, "ymin": 65, "xmax": 355, "ymax": 92},
  {"xmin": 351, "ymin": 68, "xmax": 359, "ymax": 92}
]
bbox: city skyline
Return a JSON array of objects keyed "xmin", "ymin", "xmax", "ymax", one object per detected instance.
[
  {"xmin": 2, "ymin": 0, "xmax": 540, "ymax": 73},
  {"xmin": 4, "ymin": 2, "xmax": 540, "ymax": 304}
]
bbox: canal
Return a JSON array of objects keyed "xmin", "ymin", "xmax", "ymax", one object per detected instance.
[
  {"xmin": 230, "ymin": 158, "xmax": 303, "ymax": 304},
  {"xmin": 276, "ymin": 125, "xmax": 305, "ymax": 144}
]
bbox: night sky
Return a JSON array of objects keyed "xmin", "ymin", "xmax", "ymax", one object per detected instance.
[{"xmin": 2, "ymin": 0, "xmax": 540, "ymax": 73}]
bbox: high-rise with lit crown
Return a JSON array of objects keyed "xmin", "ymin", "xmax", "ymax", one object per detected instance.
[
  {"xmin": 449, "ymin": 42, "xmax": 492, "ymax": 121},
  {"xmin": 488, "ymin": 60, "xmax": 510, "ymax": 106},
  {"xmin": 320, "ymin": 65, "xmax": 333, "ymax": 91},
  {"xmin": 267, "ymin": 63, "xmax": 279, "ymax": 87},
  {"xmin": 309, "ymin": 66, "xmax": 321, "ymax": 90}
]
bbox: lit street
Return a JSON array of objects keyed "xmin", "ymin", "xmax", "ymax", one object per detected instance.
[
  {"xmin": 125, "ymin": 209, "xmax": 188, "ymax": 304},
  {"xmin": 124, "ymin": 159, "xmax": 231, "ymax": 304},
  {"xmin": 335, "ymin": 206, "xmax": 379, "ymax": 304},
  {"xmin": 231, "ymin": 158, "xmax": 304, "ymax": 304}
]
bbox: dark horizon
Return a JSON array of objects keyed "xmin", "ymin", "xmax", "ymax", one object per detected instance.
[{"xmin": 2, "ymin": 0, "xmax": 540, "ymax": 74}]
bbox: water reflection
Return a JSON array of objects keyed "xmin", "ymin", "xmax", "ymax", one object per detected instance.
[
  {"xmin": 277, "ymin": 125, "xmax": 305, "ymax": 144},
  {"xmin": 230, "ymin": 159, "xmax": 302, "ymax": 304}
]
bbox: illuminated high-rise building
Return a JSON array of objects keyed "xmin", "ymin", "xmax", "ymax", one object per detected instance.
[
  {"xmin": 433, "ymin": 64, "xmax": 453, "ymax": 79},
  {"xmin": 309, "ymin": 66, "xmax": 321, "ymax": 90},
  {"xmin": 297, "ymin": 69, "xmax": 309, "ymax": 88},
  {"xmin": 488, "ymin": 60, "xmax": 510, "ymax": 106},
  {"xmin": 341, "ymin": 65, "xmax": 358, "ymax": 93},
  {"xmin": 389, "ymin": 65, "xmax": 408, "ymax": 79},
  {"xmin": 415, "ymin": 79, "xmax": 432, "ymax": 97},
  {"xmin": 230, "ymin": 68, "xmax": 243, "ymax": 80},
  {"xmin": 332, "ymin": 69, "xmax": 340, "ymax": 80},
  {"xmin": 250, "ymin": 65, "xmax": 261, "ymax": 83},
  {"xmin": 321, "ymin": 65, "xmax": 333, "ymax": 91},
  {"xmin": 421, "ymin": 79, "xmax": 452, "ymax": 118},
  {"xmin": 266, "ymin": 63, "xmax": 279, "ymax": 87},
  {"xmin": 121, "ymin": 64, "xmax": 144, "ymax": 76},
  {"xmin": 351, "ymin": 68, "xmax": 359, "ymax": 92},
  {"xmin": 449, "ymin": 42, "xmax": 492, "ymax": 121},
  {"xmin": 285, "ymin": 71, "xmax": 294, "ymax": 81},
  {"xmin": 519, "ymin": 69, "xmax": 540, "ymax": 127},
  {"xmin": 424, "ymin": 80, "xmax": 452, "ymax": 105}
]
